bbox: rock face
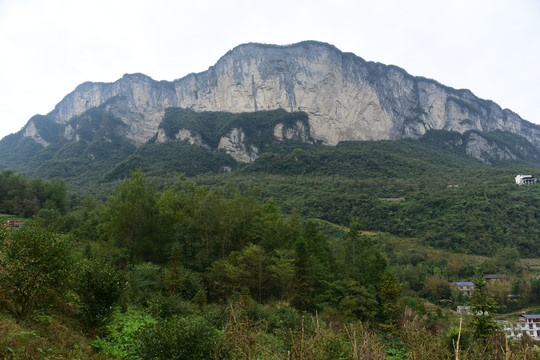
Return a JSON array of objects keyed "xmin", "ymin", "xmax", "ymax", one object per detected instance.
[
  {"xmin": 21, "ymin": 41, "xmax": 540, "ymax": 151},
  {"xmin": 420, "ymin": 129, "xmax": 540, "ymax": 164},
  {"xmin": 462, "ymin": 131, "xmax": 540, "ymax": 164},
  {"xmin": 464, "ymin": 133, "xmax": 517, "ymax": 165},
  {"xmin": 156, "ymin": 128, "xmax": 211, "ymax": 150},
  {"xmin": 217, "ymin": 128, "xmax": 259, "ymax": 163},
  {"xmin": 273, "ymin": 121, "xmax": 311, "ymax": 142},
  {"xmin": 23, "ymin": 121, "xmax": 50, "ymax": 147}
]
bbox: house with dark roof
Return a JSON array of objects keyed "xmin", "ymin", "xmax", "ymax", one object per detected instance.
[
  {"xmin": 501, "ymin": 314, "xmax": 540, "ymax": 340},
  {"xmin": 515, "ymin": 175, "xmax": 537, "ymax": 185}
]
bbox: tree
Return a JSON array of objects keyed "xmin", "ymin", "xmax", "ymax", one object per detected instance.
[
  {"xmin": 291, "ymin": 240, "xmax": 315, "ymax": 311},
  {"xmin": 269, "ymin": 248, "xmax": 295, "ymax": 301},
  {"xmin": 103, "ymin": 169, "xmax": 159, "ymax": 262},
  {"xmin": 493, "ymin": 246, "xmax": 521, "ymax": 272},
  {"xmin": 44, "ymin": 177, "xmax": 68, "ymax": 214},
  {"xmin": 343, "ymin": 219, "xmax": 388, "ymax": 287},
  {"xmin": 161, "ymin": 250, "xmax": 202, "ymax": 299},
  {"xmin": 76, "ymin": 259, "xmax": 126, "ymax": 327},
  {"xmin": 0, "ymin": 224, "xmax": 72, "ymax": 316},
  {"xmin": 237, "ymin": 243, "xmax": 268, "ymax": 302},
  {"xmin": 338, "ymin": 278, "xmax": 378, "ymax": 322},
  {"xmin": 344, "ymin": 218, "xmax": 363, "ymax": 268},
  {"xmin": 469, "ymin": 273, "xmax": 499, "ymax": 340},
  {"xmin": 378, "ymin": 271, "xmax": 401, "ymax": 325},
  {"xmin": 136, "ymin": 315, "xmax": 219, "ymax": 360}
]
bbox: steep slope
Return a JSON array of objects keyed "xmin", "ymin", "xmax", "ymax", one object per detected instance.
[
  {"xmin": 0, "ymin": 108, "xmax": 135, "ymax": 180},
  {"xmin": 104, "ymin": 108, "xmax": 310, "ymax": 180},
  {"xmin": 420, "ymin": 130, "xmax": 540, "ymax": 165},
  {"xmin": 13, "ymin": 41, "xmax": 540, "ymax": 151}
]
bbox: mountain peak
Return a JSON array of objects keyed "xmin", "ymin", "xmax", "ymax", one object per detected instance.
[{"xmin": 7, "ymin": 41, "xmax": 540, "ymax": 149}]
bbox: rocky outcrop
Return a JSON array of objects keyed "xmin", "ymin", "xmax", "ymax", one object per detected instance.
[
  {"xmin": 217, "ymin": 128, "xmax": 259, "ymax": 163},
  {"xmin": 464, "ymin": 132, "xmax": 517, "ymax": 165},
  {"xmin": 23, "ymin": 121, "xmax": 50, "ymax": 147},
  {"xmin": 63, "ymin": 124, "xmax": 76, "ymax": 141},
  {"xmin": 156, "ymin": 128, "xmax": 210, "ymax": 150},
  {"xmin": 421, "ymin": 129, "xmax": 540, "ymax": 164},
  {"xmin": 274, "ymin": 120, "xmax": 311, "ymax": 142},
  {"xmin": 21, "ymin": 41, "xmax": 540, "ymax": 150}
]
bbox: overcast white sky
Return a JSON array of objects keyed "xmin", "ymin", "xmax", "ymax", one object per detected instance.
[{"xmin": 0, "ymin": 0, "xmax": 539, "ymax": 140}]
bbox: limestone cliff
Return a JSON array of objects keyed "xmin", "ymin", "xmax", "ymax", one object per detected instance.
[
  {"xmin": 23, "ymin": 41, "xmax": 540, "ymax": 151},
  {"xmin": 464, "ymin": 132, "xmax": 517, "ymax": 165}
]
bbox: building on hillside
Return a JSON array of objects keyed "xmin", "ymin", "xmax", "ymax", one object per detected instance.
[
  {"xmin": 515, "ymin": 174, "xmax": 537, "ymax": 185},
  {"xmin": 484, "ymin": 274, "xmax": 507, "ymax": 281},
  {"xmin": 501, "ymin": 314, "xmax": 540, "ymax": 340},
  {"xmin": 452, "ymin": 282, "xmax": 474, "ymax": 296}
]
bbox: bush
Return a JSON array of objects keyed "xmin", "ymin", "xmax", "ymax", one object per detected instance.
[
  {"xmin": 127, "ymin": 262, "xmax": 161, "ymax": 306},
  {"xmin": 136, "ymin": 314, "xmax": 220, "ymax": 360},
  {"xmin": 0, "ymin": 225, "xmax": 72, "ymax": 317},
  {"xmin": 146, "ymin": 292, "xmax": 197, "ymax": 319},
  {"xmin": 76, "ymin": 259, "xmax": 126, "ymax": 328},
  {"xmin": 91, "ymin": 308, "xmax": 156, "ymax": 359}
]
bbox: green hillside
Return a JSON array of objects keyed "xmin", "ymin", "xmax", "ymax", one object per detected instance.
[
  {"xmin": 197, "ymin": 140, "xmax": 540, "ymax": 256},
  {"xmin": 1, "ymin": 169, "xmax": 539, "ymax": 359},
  {"xmin": 1, "ymin": 108, "xmax": 539, "ymax": 257}
]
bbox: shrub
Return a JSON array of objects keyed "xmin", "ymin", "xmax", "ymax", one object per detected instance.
[
  {"xmin": 127, "ymin": 262, "xmax": 161, "ymax": 306},
  {"xmin": 91, "ymin": 308, "xmax": 156, "ymax": 359},
  {"xmin": 136, "ymin": 314, "xmax": 220, "ymax": 360},
  {"xmin": 75, "ymin": 259, "xmax": 126, "ymax": 328},
  {"xmin": 146, "ymin": 292, "xmax": 197, "ymax": 319},
  {"xmin": 0, "ymin": 225, "xmax": 72, "ymax": 317}
]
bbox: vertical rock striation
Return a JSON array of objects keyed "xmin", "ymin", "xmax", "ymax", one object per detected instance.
[{"xmin": 22, "ymin": 41, "xmax": 540, "ymax": 149}]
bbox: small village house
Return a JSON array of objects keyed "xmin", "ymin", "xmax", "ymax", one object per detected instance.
[
  {"xmin": 515, "ymin": 174, "xmax": 537, "ymax": 185},
  {"xmin": 501, "ymin": 314, "xmax": 540, "ymax": 340}
]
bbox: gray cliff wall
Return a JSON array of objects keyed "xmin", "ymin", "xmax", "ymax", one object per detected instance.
[{"xmin": 36, "ymin": 41, "xmax": 539, "ymax": 148}]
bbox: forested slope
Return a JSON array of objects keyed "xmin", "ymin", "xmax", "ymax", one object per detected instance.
[
  {"xmin": 197, "ymin": 139, "xmax": 540, "ymax": 256},
  {"xmin": 1, "ymin": 169, "xmax": 539, "ymax": 359}
]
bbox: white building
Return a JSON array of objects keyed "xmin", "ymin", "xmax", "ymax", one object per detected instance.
[
  {"xmin": 501, "ymin": 314, "xmax": 540, "ymax": 340},
  {"xmin": 515, "ymin": 175, "xmax": 537, "ymax": 185}
]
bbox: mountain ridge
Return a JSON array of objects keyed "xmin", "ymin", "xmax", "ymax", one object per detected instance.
[
  {"xmin": 13, "ymin": 40, "xmax": 539, "ymax": 148},
  {"xmin": 1, "ymin": 40, "xmax": 539, "ymax": 181}
]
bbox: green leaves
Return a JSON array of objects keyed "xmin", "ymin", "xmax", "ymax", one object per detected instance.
[
  {"xmin": 0, "ymin": 224, "xmax": 72, "ymax": 317},
  {"xmin": 76, "ymin": 259, "xmax": 126, "ymax": 328},
  {"xmin": 0, "ymin": 170, "xmax": 67, "ymax": 218},
  {"xmin": 469, "ymin": 274, "xmax": 500, "ymax": 340},
  {"xmin": 102, "ymin": 169, "xmax": 159, "ymax": 262},
  {"xmin": 135, "ymin": 314, "xmax": 219, "ymax": 360}
]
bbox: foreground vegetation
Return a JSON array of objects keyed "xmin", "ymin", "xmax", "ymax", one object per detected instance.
[{"xmin": 1, "ymin": 169, "xmax": 540, "ymax": 359}]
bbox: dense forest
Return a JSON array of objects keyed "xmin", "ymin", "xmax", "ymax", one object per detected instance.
[
  {"xmin": 1, "ymin": 168, "xmax": 540, "ymax": 359},
  {"xmin": 198, "ymin": 139, "xmax": 540, "ymax": 257},
  {"xmin": 1, "ymin": 108, "xmax": 540, "ymax": 359}
]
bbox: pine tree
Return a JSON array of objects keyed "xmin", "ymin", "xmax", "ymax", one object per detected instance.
[
  {"xmin": 469, "ymin": 273, "xmax": 499, "ymax": 340},
  {"xmin": 291, "ymin": 240, "xmax": 315, "ymax": 311}
]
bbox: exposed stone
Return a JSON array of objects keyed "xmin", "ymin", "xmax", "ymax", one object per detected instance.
[
  {"xmin": 156, "ymin": 128, "xmax": 168, "ymax": 143},
  {"xmin": 156, "ymin": 128, "xmax": 210, "ymax": 150},
  {"xmin": 63, "ymin": 124, "xmax": 75, "ymax": 141},
  {"xmin": 218, "ymin": 128, "xmax": 259, "ymax": 163},
  {"xmin": 465, "ymin": 132, "xmax": 517, "ymax": 164},
  {"xmin": 22, "ymin": 121, "xmax": 49, "ymax": 147},
  {"xmin": 274, "ymin": 121, "xmax": 311, "ymax": 142},
  {"xmin": 18, "ymin": 41, "xmax": 540, "ymax": 151}
]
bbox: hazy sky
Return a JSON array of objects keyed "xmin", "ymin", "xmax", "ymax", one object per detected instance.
[{"xmin": 0, "ymin": 0, "xmax": 539, "ymax": 140}]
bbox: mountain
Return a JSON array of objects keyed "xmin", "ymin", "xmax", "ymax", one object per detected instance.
[{"xmin": 1, "ymin": 40, "xmax": 540, "ymax": 179}]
